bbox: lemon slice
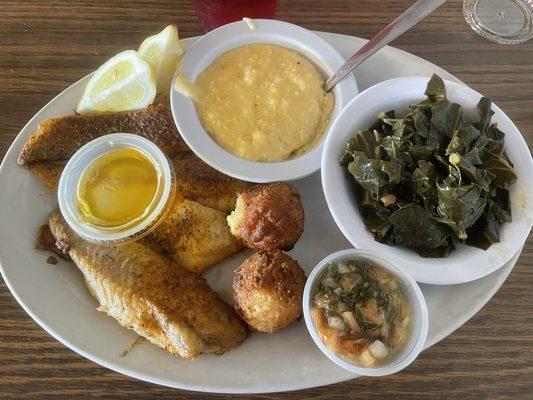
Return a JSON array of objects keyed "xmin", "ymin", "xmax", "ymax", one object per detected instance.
[
  {"xmin": 77, "ymin": 50, "xmax": 156, "ymax": 114},
  {"xmin": 138, "ymin": 25, "xmax": 185, "ymax": 95}
]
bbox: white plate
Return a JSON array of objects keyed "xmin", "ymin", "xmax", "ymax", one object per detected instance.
[
  {"xmin": 0, "ymin": 32, "xmax": 523, "ymax": 393},
  {"xmin": 322, "ymin": 76, "xmax": 533, "ymax": 285}
]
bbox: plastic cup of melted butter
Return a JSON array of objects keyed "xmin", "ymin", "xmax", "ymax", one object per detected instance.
[{"xmin": 58, "ymin": 133, "xmax": 175, "ymax": 244}]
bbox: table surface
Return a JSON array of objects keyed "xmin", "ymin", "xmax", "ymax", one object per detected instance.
[{"xmin": 0, "ymin": 0, "xmax": 531, "ymax": 399}]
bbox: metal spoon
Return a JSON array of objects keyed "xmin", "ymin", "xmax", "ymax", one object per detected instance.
[{"xmin": 324, "ymin": 0, "xmax": 447, "ymax": 91}]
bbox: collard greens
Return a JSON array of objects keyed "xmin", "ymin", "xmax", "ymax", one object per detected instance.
[{"xmin": 341, "ymin": 74, "xmax": 516, "ymax": 257}]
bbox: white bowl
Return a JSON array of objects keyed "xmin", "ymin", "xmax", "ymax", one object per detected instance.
[
  {"xmin": 321, "ymin": 77, "xmax": 533, "ymax": 285},
  {"xmin": 303, "ymin": 249, "xmax": 429, "ymax": 377},
  {"xmin": 170, "ymin": 19, "xmax": 358, "ymax": 183}
]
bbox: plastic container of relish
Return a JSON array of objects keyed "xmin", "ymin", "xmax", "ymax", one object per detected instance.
[
  {"xmin": 303, "ymin": 249, "xmax": 428, "ymax": 376},
  {"xmin": 58, "ymin": 133, "xmax": 175, "ymax": 245}
]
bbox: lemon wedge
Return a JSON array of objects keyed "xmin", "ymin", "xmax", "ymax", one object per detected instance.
[
  {"xmin": 138, "ymin": 25, "xmax": 185, "ymax": 95},
  {"xmin": 77, "ymin": 50, "xmax": 156, "ymax": 113}
]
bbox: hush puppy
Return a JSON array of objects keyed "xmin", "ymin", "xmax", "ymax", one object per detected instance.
[
  {"xmin": 227, "ymin": 183, "xmax": 304, "ymax": 251},
  {"xmin": 232, "ymin": 250, "xmax": 307, "ymax": 333}
]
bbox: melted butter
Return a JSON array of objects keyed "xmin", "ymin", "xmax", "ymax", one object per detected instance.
[
  {"xmin": 177, "ymin": 44, "xmax": 334, "ymax": 162},
  {"xmin": 76, "ymin": 147, "xmax": 158, "ymax": 228}
]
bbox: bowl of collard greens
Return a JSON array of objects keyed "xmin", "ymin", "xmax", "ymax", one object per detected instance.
[{"xmin": 321, "ymin": 75, "xmax": 533, "ymax": 285}]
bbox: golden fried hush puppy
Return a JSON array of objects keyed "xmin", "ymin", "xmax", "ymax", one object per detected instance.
[
  {"xmin": 227, "ymin": 183, "xmax": 304, "ymax": 251},
  {"xmin": 232, "ymin": 250, "xmax": 307, "ymax": 333}
]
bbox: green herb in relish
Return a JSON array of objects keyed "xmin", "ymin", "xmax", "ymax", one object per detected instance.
[{"xmin": 311, "ymin": 260, "xmax": 411, "ymax": 367}]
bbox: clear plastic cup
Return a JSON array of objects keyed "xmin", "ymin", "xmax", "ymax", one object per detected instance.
[
  {"xmin": 57, "ymin": 133, "xmax": 175, "ymax": 245},
  {"xmin": 303, "ymin": 249, "xmax": 429, "ymax": 377}
]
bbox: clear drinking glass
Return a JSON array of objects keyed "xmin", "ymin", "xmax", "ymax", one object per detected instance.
[{"xmin": 463, "ymin": 0, "xmax": 533, "ymax": 44}]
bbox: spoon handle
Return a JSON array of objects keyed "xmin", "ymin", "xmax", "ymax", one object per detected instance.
[{"xmin": 324, "ymin": 0, "xmax": 447, "ymax": 91}]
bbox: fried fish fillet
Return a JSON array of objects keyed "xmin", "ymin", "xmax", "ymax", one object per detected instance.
[
  {"xmin": 28, "ymin": 156, "xmax": 245, "ymax": 273},
  {"xmin": 23, "ymin": 105, "xmax": 249, "ymax": 273},
  {"xmin": 28, "ymin": 153, "xmax": 251, "ymax": 213},
  {"xmin": 172, "ymin": 153, "xmax": 251, "ymax": 213},
  {"xmin": 30, "ymin": 162, "xmax": 64, "ymax": 193},
  {"xmin": 18, "ymin": 102, "xmax": 189, "ymax": 166},
  {"xmin": 48, "ymin": 209, "xmax": 247, "ymax": 359},
  {"xmin": 144, "ymin": 195, "xmax": 242, "ymax": 273},
  {"xmin": 30, "ymin": 159, "xmax": 243, "ymax": 273}
]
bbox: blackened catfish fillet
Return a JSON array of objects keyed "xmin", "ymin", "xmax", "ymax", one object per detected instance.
[
  {"xmin": 172, "ymin": 153, "xmax": 252, "ymax": 213},
  {"xmin": 48, "ymin": 209, "xmax": 247, "ymax": 359},
  {"xmin": 144, "ymin": 195, "xmax": 242, "ymax": 274},
  {"xmin": 29, "ymin": 162, "xmax": 63, "ymax": 193},
  {"xmin": 28, "ymin": 153, "xmax": 251, "ymax": 213},
  {"xmin": 30, "ymin": 159, "xmax": 245, "ymax": 274},
  {"xmin": 18, "ymin": 102, "xmax": 189, "ymax": 166}
]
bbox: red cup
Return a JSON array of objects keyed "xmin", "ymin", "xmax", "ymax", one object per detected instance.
[{"xmin": 193, "ymin": 0, "xmax": 277, "ymax": 32}]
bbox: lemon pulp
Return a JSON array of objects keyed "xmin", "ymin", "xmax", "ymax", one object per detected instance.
[{"xmin": 76, "ymin": 147, "xmax": 158, "ymax": 228}]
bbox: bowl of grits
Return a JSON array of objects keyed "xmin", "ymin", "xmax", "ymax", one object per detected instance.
[{"xmin": 170, "ymin": 19, "xmax": 358, "ymax": 183}]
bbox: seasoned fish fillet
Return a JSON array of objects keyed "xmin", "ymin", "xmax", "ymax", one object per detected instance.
[
  {"xmin": 48, "ymin": 209, "xmax": 247, "ymax": 359},
  {"xmin": 18, "ymin": 102, "xmax": 189, "ymax": 166},
  {"xmin": 28, "ymin": 153, "xmax": 250, "ymax": 213},
  {"xmin": 145, "ymin": 196, "xmax": 242, "ymax": 273},
  {"xmin": 172, "ymin": 153, "xmax": 251, "ymax": 212},
  {"xmin": 35, "ymin": 224, "xmax": 71, "ymax": 261},
  {"xmin": 30, "ymin": 162, "xmax": 63, "ymax": 193},
  {"xmin": 31, "ymin": 160, "xmax": 242, "ymax": 273}
]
